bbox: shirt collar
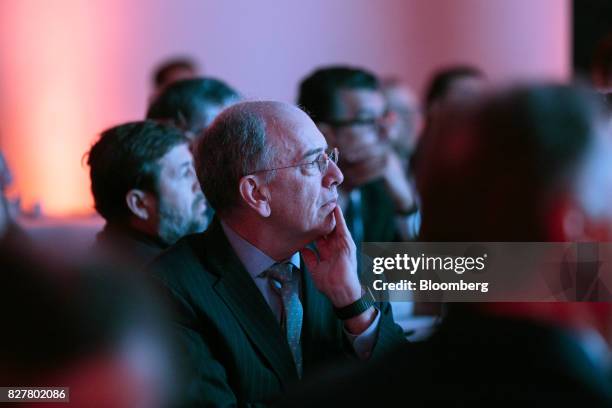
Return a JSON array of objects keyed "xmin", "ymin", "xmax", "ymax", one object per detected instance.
[{"xmin": 220, "ymin": 220, "xmax": 300, "ymax": 279}]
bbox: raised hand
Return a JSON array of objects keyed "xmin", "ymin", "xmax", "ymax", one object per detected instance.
[
  {"xmin": 301, "ymin": 205, "xmax": 376, "ymax": 334},
  {"xmin": 300, "ymin": 205, "xmax": 360, "ymax": 307}
]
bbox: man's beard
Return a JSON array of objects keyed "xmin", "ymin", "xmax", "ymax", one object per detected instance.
[{"xmin": 157, "ymin": 194, "xmax": 208, "ymax": 245}]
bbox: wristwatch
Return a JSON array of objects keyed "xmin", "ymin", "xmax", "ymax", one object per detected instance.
[{"xmin": 333, "ymin": 288, "xmax": 375, "ymax": 320}]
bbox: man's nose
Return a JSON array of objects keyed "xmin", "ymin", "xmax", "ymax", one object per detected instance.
[
  {"xmin": 323, "ymin": 158, "xmax": 344, "ymax": 188},
  {"xmin": 192, "ymin": 174, "xmax": 202, "ymax": 193}
]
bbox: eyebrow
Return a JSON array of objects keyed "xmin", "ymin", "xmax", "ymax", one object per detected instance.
[{"xmin": 301, "ymin": 147, "xmax": 326, "ymax": 160}]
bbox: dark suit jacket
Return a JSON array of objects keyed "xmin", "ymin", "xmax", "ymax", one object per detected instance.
[
  {"xmin": 345, "ymin": 180, "xmax": 399, "ymax": 244},
  {"xmin": 151, "ymin": 219, "xmax": 405, "ymax": 407},
  {"xmin": 278, "ymin": 310, "xmax": 612, "ymax": 407},
  {"xmin": 92, "ymin": 223, "xmax": 167, "ymax": 270}
]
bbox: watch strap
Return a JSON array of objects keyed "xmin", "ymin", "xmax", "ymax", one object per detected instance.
[{"xmin": 333, "ymin": 291, "xmax": 374, "ymax": 320}]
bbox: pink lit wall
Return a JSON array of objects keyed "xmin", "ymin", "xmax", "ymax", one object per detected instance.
[
  {"xmin": 0, "ymin": 0, "xmax": 569, "ymax": 216},
  {"xmin": 403, "ymin": 0, "xmax": 570, "ymax": 94}
]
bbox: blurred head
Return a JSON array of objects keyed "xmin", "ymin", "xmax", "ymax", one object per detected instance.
[
  {"xmin": 424, "ymin": 65, "xmax": 485, "ymax": 114},
  {"xmin": 196, "ymin": 101, "xmax": 343, "ymax": 248},
  {"xmin": 417, "ymin": 84, "xmax": 610, "ymax": 242},
  {"xmin": 381, "ymin": 77, "xmax": 423, "ymax": 156},
  {"xmin": 297, "ymin": 66, "xmax": 392, "ymax": 189},
  {"xmin": 87, "ymin": 121, "xmax": 207, "ymax": 245},
  {"xmin": 152, "ymin": 57, "xmax": 198, "ymax": 93},
  {"xmin": 147, "ymin": 77, "xmax": 240, "ymax": 138},
  {"xmin": 418, "ymin": 84, "xmax": 612, "ymax": 332},
  {"xmin": 0, "ymin": 252, "xmax": 175, "ymax": 408}
]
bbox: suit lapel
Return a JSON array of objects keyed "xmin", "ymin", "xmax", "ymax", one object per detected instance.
[{"xmin": 198, "ymin": 219, "xmax": 299, "ymax": 383}]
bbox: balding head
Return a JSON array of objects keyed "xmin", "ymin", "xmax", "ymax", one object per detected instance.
[{"xmin": 194, "ymin": 101, "xmax": 312, "ymax": 215}]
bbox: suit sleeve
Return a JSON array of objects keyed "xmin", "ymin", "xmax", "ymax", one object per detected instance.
[
  {"xmin": 369, "ymin": 301, "xmax": 407, "ymax": 359},
  {"xmin": 354, "ymin": 252, "xmax": 407, "ymax": 359}
]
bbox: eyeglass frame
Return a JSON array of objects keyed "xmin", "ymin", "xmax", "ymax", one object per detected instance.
[{"xmin": 248, "ymin": 147, "xmax": 339, "ymax": 175}]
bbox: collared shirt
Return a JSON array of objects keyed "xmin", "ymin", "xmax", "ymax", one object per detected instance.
[{"xmin": 221, "ymin": 221, "xmax": 380, "ymax": 359}]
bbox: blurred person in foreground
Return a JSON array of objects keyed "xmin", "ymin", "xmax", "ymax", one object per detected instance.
[
  {"xmin": 403, "ymin": 64, "xmax": 487, "ymax": 292},
  {"xmin": 87, "ymin": 120, "xmax": 207, "ymax": 269},
  {"xmin": 411, "ymin": 64, "xmax": 486, "ymax": 174},
  {"xmin": 298, "ymin": 66, "xmax": 418, "ymax": 244},
  {"xmin": 147, "ymin": 77, "xmax": 240, "ymax": 140},
  {"xmin": 278, "ymin": 84, "xmax": 612, "ymax": 406},
  {"xmin": 150, "ymin": 101, "xmax": 405, "ymax": 407},
  {"xmin": 0, "ymin": 183, "xmax": 176, "ymax": 408}
]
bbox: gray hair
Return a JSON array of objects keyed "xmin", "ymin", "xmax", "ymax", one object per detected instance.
[{"xmin": 194, "ymin": 101, "xmax": 280, "ymax": 214}]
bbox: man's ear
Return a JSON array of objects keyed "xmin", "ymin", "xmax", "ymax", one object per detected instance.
[
  {"xmin": 238, "ymin": 175, "xmax": 271, "ymax": 217},
  {"xmin": 125, "ymin": 189, "xmax": 155, "ymax": 220}
]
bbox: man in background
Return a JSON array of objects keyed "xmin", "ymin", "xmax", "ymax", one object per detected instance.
[
  {"xmin": 297, "ymin": 66, "xmax": 418, "ymax": 245},
  {"xmin": 423, "ymin": 65, "xmax": 485, "ymax": 115},
  {"xmin": 147, "ymin": 77, "xmax": 240, "ymax": 140},
  {"xmin": 87, "ymin": 120, "xmax": 207, "ymax": 268},
  {"xmin": 150, "ymin": 57, "xmax": 199, "ymax": 101},
  {"xmin": 381, "ymin": 77, "xmax": 423, "ymax": 169}
]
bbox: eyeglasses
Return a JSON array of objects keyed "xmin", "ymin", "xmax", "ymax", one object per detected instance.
[
  {"xmin": 250, "ymin": 147, "xmax": 339, "ymax": 175},
  {"xmin": 323, "ymin": 109, "xmax": 392, "ymax": 129}
]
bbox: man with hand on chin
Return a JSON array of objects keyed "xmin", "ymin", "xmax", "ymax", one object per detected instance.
[
  {"xmin": 297, "ymin": 66, "xmax": 419, "ymax": 244},
  {"xmin": 150, "ymin": 101, "xmax": 404, "ymax": 407}
]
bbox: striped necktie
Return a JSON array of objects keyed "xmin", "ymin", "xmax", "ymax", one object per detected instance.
[{"xmin": 266, "ymin": 262, "xmax": 303, "ymax": 377}]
